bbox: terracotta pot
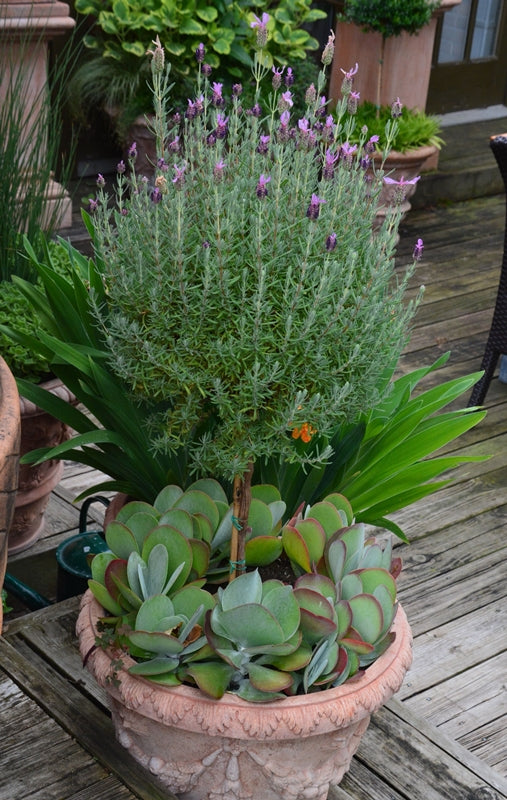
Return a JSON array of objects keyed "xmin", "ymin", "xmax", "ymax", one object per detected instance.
[
  {"xmin": 0, "ymin": 356, "xmax": 20, "ymax": 632},
  {"xmin": 9, "ymin": 377, "xmax": 75, "ymax": 554},
  {"xmin": 77, "ymin": 591, "xmax": 413, "ymax": 800},
  {"xmin": 329, "ymin": 0, "xmax": 463, "ymax": 112}
]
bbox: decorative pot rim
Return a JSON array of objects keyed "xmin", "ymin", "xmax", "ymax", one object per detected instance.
[{"xmin": 77, "ymin": 590, "xmax": 413, "ymax": 740}]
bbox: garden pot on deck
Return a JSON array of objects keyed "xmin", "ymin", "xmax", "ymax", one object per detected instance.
[
  {"xmin": 9, "ymin": 377, "xmax": 75, "ymax": 554},
  {"xmin": 0, "ymin": 356, "xmax": 20, "ymax": 632},
  {"xmin": 77, "ymin": 591, "xmax": 413, "ymax": 800}
]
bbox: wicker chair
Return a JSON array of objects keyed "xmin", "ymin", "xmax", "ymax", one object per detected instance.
[{"xmin": 469, "ymin": 133, "xmax": 507, "ymax": 406}]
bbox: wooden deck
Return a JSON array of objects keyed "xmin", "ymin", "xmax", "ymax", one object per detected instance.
[{"xmin": 2, "ymin": 189, "xmax": 507, "ymax": 798}]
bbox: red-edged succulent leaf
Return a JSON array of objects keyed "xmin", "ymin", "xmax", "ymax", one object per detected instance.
[
  {"xmin": 185, "ymin": 661, "xmax": 235, "ymax": 699},
  {"xmin": 248, "ymin": 663, "xmax": 293, "ymax": 693},
  {"xmin": 104, "ymin": 559, "xmax": 128, "ymax": 604}
]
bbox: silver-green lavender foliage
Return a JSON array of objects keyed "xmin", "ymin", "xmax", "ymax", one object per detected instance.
[{"xmin": 89, "ymin": 34, "xmax": 420, "ymax": 483}]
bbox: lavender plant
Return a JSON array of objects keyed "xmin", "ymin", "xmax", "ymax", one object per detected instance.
[{"xmin": 84, "ymin": 26, "xmax": 421, "ymax": 567}]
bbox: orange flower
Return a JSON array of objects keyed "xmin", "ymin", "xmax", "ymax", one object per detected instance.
[{"xmin": 292, "ymin": 422, "xmax": 316, "ymax": 443}]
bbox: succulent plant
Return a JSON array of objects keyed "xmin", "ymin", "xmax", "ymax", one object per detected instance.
[{"xmin": 89, "ymin": 482, "xmax": 401, "ymax": 702}]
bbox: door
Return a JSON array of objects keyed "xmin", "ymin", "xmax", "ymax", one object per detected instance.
[{"xmin": 427, "ymin": 0, "xmax": 507, "ymax": 112}]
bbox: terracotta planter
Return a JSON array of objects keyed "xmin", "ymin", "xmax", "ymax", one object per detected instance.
[
  {"xmin": 329, "ymin": 0, "xmax": 463, "ymax": 112},
  {"xmin": 0, "ymin": 356, "xmax": 20, "ymax": 632},
  {"xmin": 77, "ymin": 591, "xmax": 413, "ymax": 800},
  {"xmin": 9, "ymin": 377, "xmax": 74, "ymax": 554}
]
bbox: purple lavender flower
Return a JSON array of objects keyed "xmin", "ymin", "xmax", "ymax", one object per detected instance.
[
  {"xmin": 151, "ymin": 187, "xmax": 162, "ymax": 204},
  {"xmin": 194, "ymin": 94, "xmax": 204, "ymax": 115},
  {"xmin": 232, "ymin": 83, "xmax": 243, "ymax": 97},
  {"xmin": 206, "ymin": 132, "xmax": 217, "ymax": 147},
  {"xmin": 172, "ymin": 163, "xmax": 186, "ymax": 189},
  {"xmin": 284, "ymin": 67, "xmax": 294, "ymax": 87},
  {"xmin": 201, "ymin": 63, "xmax": 213, "ymax": 77},
  {"xmin": 321, "ymin": 115, "xmax": 335, "ymax": 144},
  {"xmin": 306, "ymin": 193, "xmax": 326, "ymax": 220},
  {"xmin": 168, "ymin": 136, "xmax": 180, "ymax": 154},
  {"xmin": 117, "ymin": 160, "xmax": 126, "ymax": 174},
  {"xmin": 272, "ymin": 66, "xmax": 284, "ymax": 90},
  {"xmin": 186, "ymin": 99, "xmax": 197, "ymax": 120},
  {"xmin": 391, "ymin": 97, "xmax": 403, "ymax": 118},
  {"xmin": 326, "ymin": 232, "xmax": 337, "ymax": 251},
  {"xmin": 257, "ymin": 134, "xmax": 270, "ymax": 155},
  {"xmin": 88, "ymin": 197, "xmax": 98, "ymax": 213},
  {"xmin": 347, "ymin": 91, "xmax": 360, "ymax": 115},
  {"xmin": 316, "ymin": 96, "xmax": 327, "ymax": 117},
  {"xmin": 364, "ymin": 135, "xmax": 380, "ymax": 155},
  {"xmin": 278, "ymin": 109, "xmax": 291, "ymax": 141},
  {"xmin": 384, "ymin": 174, "xmax": 420, "ymax": 203},
  {"xmin": 96, "ymin": 173, "xmax": 105, "ymax": 187},
  {"xmin": 213, "ymin": 160, "xmax": 226, "ymax": 182},
  {"xmin": 278, "ymin": 90, "xmax": 294, "ymax": 113},
  {"xmin": 251, "ymin": 12, "xmax": 270, "ymax": 47},
  {"xmin": 323, "ymin": 149, "xmax": 338, "ymax": 180},
  {"xmin": 195, "ymin": 42, "xmax": 205, "ymax": 63},
  {"xmin": 211, "ymin": 82, "xmax": 224, "ymax": 107},
  {"xmin": 248, "ymin": 102, "xmax": 262, "ymax": 118},
  {"xmin": 413, "ymin": 238, "xmax": 424, "ymax": 260},
  {"xmin": 340, "ymin": 62, "xmax": 358, "ymax": 94},
  {"xmin": 256, "ymin": 174, "xmax": 271, "ymax": 198},
  {"xmin": 305, "ymin": 83, "xmax": 317, "ymax": 105},
  {"xmin": 321, "ymin": 30, "xmax": 335, "ymax": 66},
  {"xmin": 340, "ymin": 142, "xmax": 358, "ymax": 166},
  {"xmin": 216, "ymin": 113, "xmax": 229, "ymax": 139},
  {"xmin": 127, "ymin": 142, "xmax": 137, "ymax": 160},
  {"xmin": 120, "ymin": 207, "xmax": 128, "ymax": 216}
]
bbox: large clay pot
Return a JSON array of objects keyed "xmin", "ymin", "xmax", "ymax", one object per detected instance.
[
  {"xmin": 9, "ymin": 377, "xmax": 74, "ymax": 554},
  {"xmin": 0, "ymin": 356, "xmax": 20, "ymax": 632},
  {"xmin": 77, "ymin": 591, "xmax": 413, "ymax": 800}
]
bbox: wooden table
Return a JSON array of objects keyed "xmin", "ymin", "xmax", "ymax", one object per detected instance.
[{"xmin": 1, "ymin": 597, "xmax": 506, "ymax": 800}]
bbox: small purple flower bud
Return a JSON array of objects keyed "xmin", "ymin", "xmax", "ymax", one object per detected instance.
[
  {"xmin": 151, "ymin": 186, "xmax": 162, "ymax": 204},
  {"xmin": 326, "ymin": 232, "xmax": 337, "ymax": 251},
  {"xmin": 195, "ymin": 42, "xmax": 205, "ymax": 63},
  {"xmin": 201, "ymin": 63, "xmax": 213, "ymax": 77},
  {"xmin": 278, "ymin": 110, "xmax": 291, "ymax": 141},
  {"xmin": 213, "ymin": 160, "xmax": 226, "ymax": 182},
  {"xmin": 365, "ymin": 135, "xmax": 379, "ymax": 155},
  {"xmin": 391, "ymin": 97, "xmax": 403, "ymax": 118},
  {"xmin": 316, "ymin": 96, "xmax": 327, "ymax": 117},
  {"xmin": 305, "ymin": 83, "xmax": 317, "ymax": 105},
  {"xmin": 117, "ymin": 160, "xmax": 126, "ymax": 174},
  {"xmin": 168, "ymin": 136, "xmax": 180, "ymax": 154},
  {"xmin": 340, "ymin": 62, "xmax": 358, "ymax": 95},
  {"xmin": 206, "ymin": 132, "xmax": 217, "ymax": 147},
  {"xmin": 146, "ymin": 36, "xmax": 164, "ymax": 73},
  {"xmin": 120, "ymin": 207, "xmax": 128, "ymax": 216},
  {"xmin": 128, "ymin": 142, "xmax": 137, "ymax": 159},
  {"xmin": 248, "ymin": 103, "xmax": 262, "ymax": 118},
  {"xmin": 172, "ymin": 163, "xmax": 186, "ymax": 189},
  {"xmin": 88, "ymin": 197, "xmax": 98, "ymax": 213},
  {"xmin": 194, "ymin": 94, "xmax": 204, "ymax": 115},
  {"xmin": 257, "ymin": 134, "xmax": 270, "ymax": 155},
  {"xmin": 413, "ymin": 238, "xmax": 424, "ymax": 260},
  {"xmin": 186, "ymin": 100, "xmax": 196, "ymax": 120},
  {"xmin": 347, "ymin": 91, "xmax": 360, "ymax": 115},
  {"xmin": 232, "ymin": 83, "xmax": 243, "ymax": 97},
  {"xmin": 202, "ymin": 240, "xmax": 210, "ymax": 248},
  {"xmin": 256, "ymin": 174, "xmax": 271, "ymax": 198},
  {"xmin": 321, "ymin": 115, "xmax": 335, "ymax": 143},
  {"xmin": 284, "ymin": 67, "xmax": 294, "ymax": 87},
  {"xmin": 272, "ymin": 66, "xmax": 284, "ymax": 90},
  {"xmin": 96, "ymin": 173, "xmax": 105, "ymax": 187},
  {"xmin": 321, "ymin": 30, "xmax": 335, "ymax": 66},
  {"xmin": 306, "ymin": 193, "xmax": 326, "ymax": 220}
]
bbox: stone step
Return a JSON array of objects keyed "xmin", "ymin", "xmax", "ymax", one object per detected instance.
[{"xmin": 413, "ymin": 107, "xmax": 507, "ymax": 208}]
